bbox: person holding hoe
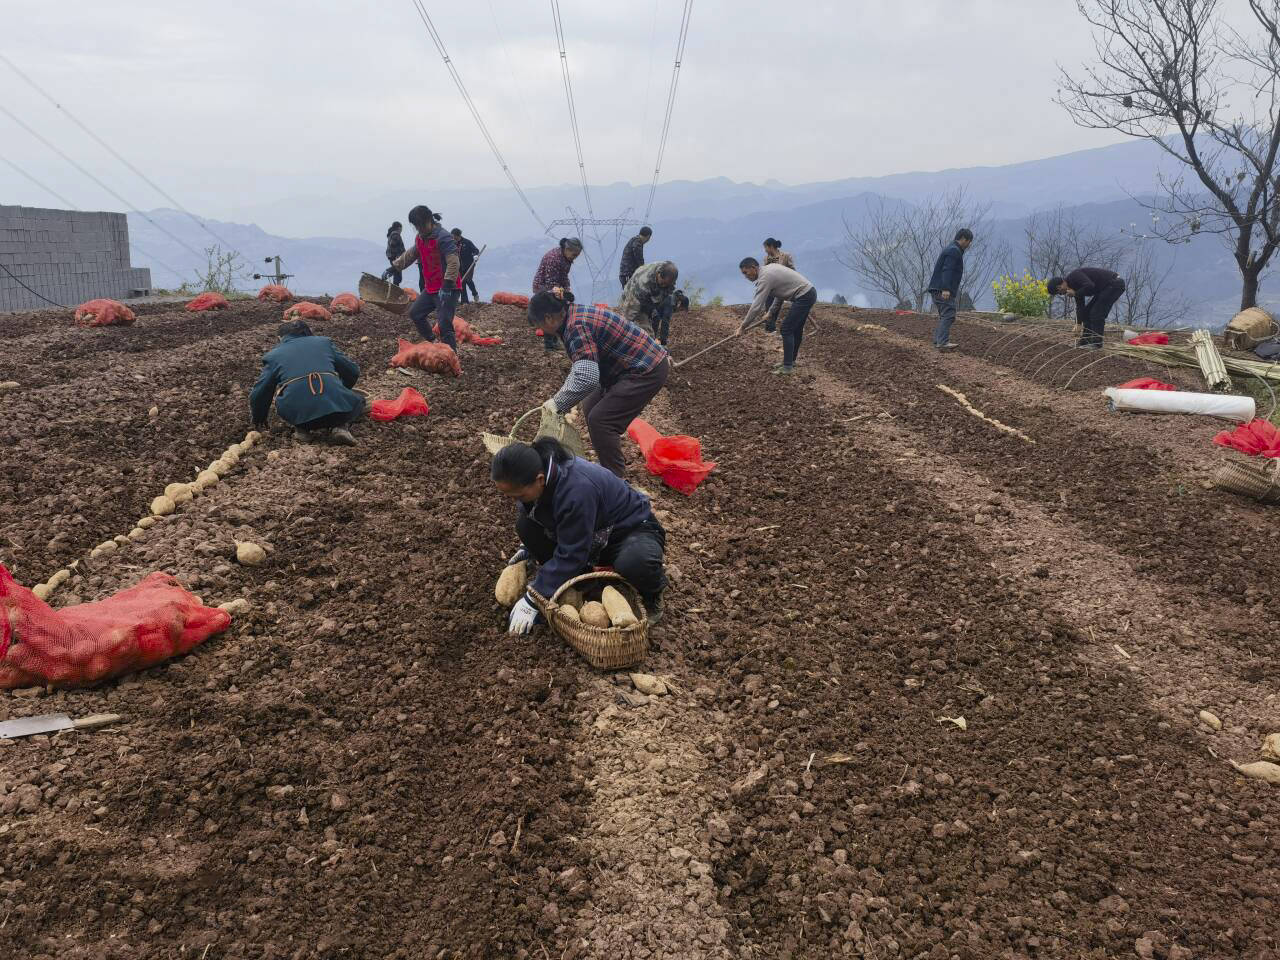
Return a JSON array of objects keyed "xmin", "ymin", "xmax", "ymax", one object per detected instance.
[
  {"xmin": 249, "ymin": 320, "xmax": 366, "ymax": 446},
  {"xmin": 761, "ymin": 238, "xmax": 795, "ymax": 334},
  {"xmin": 527, "ymin": 288, "xmax": 670, "ymax": 479},
  {"xmin": 1047, "ymin": 267, "xmax": 1126, "ymax": 350},
  {"xmin": 532, "ymin": 237, "xmax": 584, "ymax": 353},
  {"xmin": 493, "ymin": 437, "xmax": 668, "ymax": 634},
  {"xmin": 618, "ymin": 259, "xmax": 679, "ymax": 346},
  {"xmin": 451, "ymin": 227, "xmax": 482, "ymax": 303},
  {"xmin": 736, "ymin": 256, "xmax": 818, "ymax": 374},
  {"xmin": 383, "ymin": 204, "xmax": 461, "ymax": 351}
]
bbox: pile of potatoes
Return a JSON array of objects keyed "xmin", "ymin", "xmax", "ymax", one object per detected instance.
[
  {"xmin": 32, "ymin": 430, "xmax": 263, "ymax": 603},
  {"xmin": 494, "ymin": 563, "xmax": 640, "ymax": 628}
]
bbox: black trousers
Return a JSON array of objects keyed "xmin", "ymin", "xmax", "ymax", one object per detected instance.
[
  {"xmin": 1080, "ymin": 280, "xmax": 1125, "ymax": 345},
  {"xmin": 516, "ymin": 514, "xmax": 667, "ymax": 604},
  {"xmin": 387, "ymin": 261, "xmax": 403, "ymax": 287},
  {"xmin": 459, "ymin": 274, "xmax": 479, "ymax": 303}
]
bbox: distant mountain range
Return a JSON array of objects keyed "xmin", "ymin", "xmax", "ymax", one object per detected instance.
[{"xmin": 126, "ymin": 139, "xmax": 1274, "ymax": 323}]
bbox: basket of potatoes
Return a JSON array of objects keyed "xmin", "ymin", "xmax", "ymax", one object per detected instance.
[{"xmin": 497, "ymin": 564, "xmax": 648, "ymax": 669}]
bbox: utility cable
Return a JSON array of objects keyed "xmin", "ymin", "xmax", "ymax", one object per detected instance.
[
  {"xmin": 0, "ymin": 52, "xmax": 238, "ymax": 254},
  {"xmin": 549, "ymin": 0, "xmax": 594, "ymax": 220},
  {"xmin": 0, "ymin": 261, "xmax": 67, "ymax": 308},
  {"xmin": 407, "ymin": 0, "xmax": 548, "ymax": 232},
  {"xmin": 645, "ymin": 0, "xmax": 694, "ymax": 220}
]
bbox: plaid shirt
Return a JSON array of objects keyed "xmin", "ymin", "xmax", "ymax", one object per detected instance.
[
  {"xmin": 532, "ymin": 247, "xmax": 574, "ymax": 294},
  {"xmin": 562, "ymin": 304, "xmax": 668, "ymax": 387}
]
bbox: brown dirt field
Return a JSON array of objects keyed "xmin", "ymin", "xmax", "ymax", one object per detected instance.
[{"xmin": 0, "ymin": 300, "xmax": 1276, "ymax": 959}]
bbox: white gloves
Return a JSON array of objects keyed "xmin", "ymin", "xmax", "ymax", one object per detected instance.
[
  {"xmin": 508, "ymin": 596, "xmax": 539, "ymax": 634},
  {"xmin": 542, "ymin": 398, "xmax": 560, "ymax": 416}
]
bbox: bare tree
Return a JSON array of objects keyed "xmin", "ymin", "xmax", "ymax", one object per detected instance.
[
  {"xmin": 1116, "ymin": 241, "xmax": 1198, "ymax": 326},
  {"xmin": 838, "ymin": 188, "xmax": 1007, "ymax": 311},
  {"xmin": 1058, "ymin": 0, "xmax": 1280, "ymax": 309},
  {"xmin": 193, "ymin": 245, "xmax": 249, "ymax": 295}
]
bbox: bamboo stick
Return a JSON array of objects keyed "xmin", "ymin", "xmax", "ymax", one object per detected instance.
[{"xmin": 1190, "ymin": 329, "xmax": 1231, "ymax": 391}]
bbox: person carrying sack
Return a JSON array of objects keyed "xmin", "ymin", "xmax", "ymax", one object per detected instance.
[
  {"xmin": 384, "ymin": 205, "xmax": 461, "ymax": 351},
  {"xmin": 248, "ymin": 321, "xmax": 366, "ymax": 446}
]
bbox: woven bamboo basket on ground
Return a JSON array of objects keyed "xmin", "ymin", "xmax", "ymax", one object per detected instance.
[
  {"xmin": 481, "ymin": 406, "xmax": 587, "ymax": 458},
  {"xmin": 1214, "ymin": 457, "xmax": 1280, "ymax": 504},
  {"xmin": 358, "ymin": 272, "xmax": 412, "ymax": 316},
  {"xmin": 531, "ymin": 571, "xmax": 648, "ymax": 670}
]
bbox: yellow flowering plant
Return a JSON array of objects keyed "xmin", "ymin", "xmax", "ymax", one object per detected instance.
[{"xmin": 992, "ymin": 273, "xmax": 1050, "ymax": 317}]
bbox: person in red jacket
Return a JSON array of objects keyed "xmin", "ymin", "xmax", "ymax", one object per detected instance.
[{"xmin": 384, "ymin": 205, "xmax": 461, "ymax": 350}]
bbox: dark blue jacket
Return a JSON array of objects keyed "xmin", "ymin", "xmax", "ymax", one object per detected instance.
[
  {"xmin": 248, "ymin": 334, "xmax": 362, "ymax": 428},
  {"xmin": 927, "ymin": 242, "xmax": 965, "ymax": 296},
  {"xmin": 520, "ymin": 456, "xmax": 654, "ymax": 598}
]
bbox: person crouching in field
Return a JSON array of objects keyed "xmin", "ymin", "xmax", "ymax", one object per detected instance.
[{"xmin": 249, "ymin": 321, "xmax": 366, "ymax": 446}]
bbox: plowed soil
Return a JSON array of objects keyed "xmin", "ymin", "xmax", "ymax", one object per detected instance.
[{"xmin": 0, "ymin": 299, "xmax": 1276, "ymax": 960}]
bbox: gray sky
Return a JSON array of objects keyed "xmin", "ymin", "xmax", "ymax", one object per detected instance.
[{"xmin": 3, "ymin": 1, "xmax": 1141, "ymax": 230}]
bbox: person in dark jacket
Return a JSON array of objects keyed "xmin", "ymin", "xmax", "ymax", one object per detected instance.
[
  {"xmin": 385, "ymin": 222, "xmax": 405, "ymax": 287},
  {"xmin": 926, "ymin": 228, "xmax": 973, "ymax": 350},
  {"xmin": 249, "ymin": 321, "xmax": 365, "ymax": 446},
  {"xmin": 384, "ymin": 205, "xmax": 461, "ymax": 350},
  {"xmin": 1047, "ymin": 268, "xmax": 1126, "ymax": 349},
  {"xmin": 451, "ymin": 228, "xmax": 482, "ymax": 304},
  {"xmin": 619, "ymin": 226, "xmax": 651, "ymax": 289},
  {"xmin": 493, "ymin": 437, "xmax": 666, "ymax": 633}
]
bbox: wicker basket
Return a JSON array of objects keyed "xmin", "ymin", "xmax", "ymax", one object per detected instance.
[
  {"xmin": 1214, "ymin": 457, "xmax": 1280, "ymax": 504},
  {"xmin": 531, "ymin": 571, "xmax": 648, "ymax": 670},
  {"xmin": 358, "ymin": 272, "xmax": 413, "ymax": 316},
  {"xmin": 481, "ymin": 406, "xmax": 588, "ymax": 458}
]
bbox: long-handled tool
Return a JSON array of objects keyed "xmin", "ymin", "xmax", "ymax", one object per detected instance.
[
  {"xmin": 0, "ymin": 712, "xmax": 121, "ymax": 739},
  {"xmin": 457, "ymin": 244, "xmax": 487, "ymax": 291},
  {"xmin": 672, "ymin": 316, "xmax": 768, "ymax": 369}
]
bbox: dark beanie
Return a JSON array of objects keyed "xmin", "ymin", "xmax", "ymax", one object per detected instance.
[
  {"xmin": 1046, "ymin": 277, "xmax": 1065, "ymax": 294},
  {"xmin": 278, "ymin": 320, "xmax": 312, "ymax": 338}
]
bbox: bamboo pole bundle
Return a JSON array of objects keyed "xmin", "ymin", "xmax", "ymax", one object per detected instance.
[{"xmin": 1190, "ymin": 329, "xmax": 1232, "ymax": 391}]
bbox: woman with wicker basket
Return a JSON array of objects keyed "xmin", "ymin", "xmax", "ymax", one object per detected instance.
[
  {"xmin": 493, "ymin": 437, "xmax": 667, "ymax": 634},
  {"xmin": 532, "ymin": 238, "xmax": 583, "ymax": 353}
]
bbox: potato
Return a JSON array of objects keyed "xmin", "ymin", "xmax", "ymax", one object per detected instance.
[
  {"xmin": 221, "ymin": 449, "xmax": 240, "ymax": 465},
  {"xmin": 209, "ymin": 461, "xmax": 231, "ymax": 477},
  {"xmin": 172, "ymin": 487, "xmax": 194, "ymax": 504},
  {"xmin": 495, "ymin": 563, "xmax": 527, "ymax": 607},
  {"xmin": 580, "ymin": 601, "xmax": 610, "ymax": 628},
  {"xmin": 235, "ymin": 541, "xmax": 267, "ymax": 567},
  {"xmin": 165, "ymin": 482, "xmax": 191, "ymax": 500},
  {"xmin": 137, "ymin": 516, "xmax": 156, "ymax": 529},
  {"xmin": 151, "ymin": 495, "xmax": 176, "ymax": 516},
  {"xmin": 128, "ymin": 527, "xmax": 146, "ymax": 541},
  {"xmin": 266, "ymin": 450, "xmax": 281, "ymax": 462},
  {"xmin": 600, "ymin": 586, "xmax": 638, "ymax": 627},
  {"xmin": 218, "ymin": 598, "xmax": 251, "ymax": 616},
  {"xmin": 1263, "ymin": 733, "xmax": 1280, "ymax": 762},
  {"xmin": 48, "ymin": 569, "xmax": 70, "ymax": 588},
  {"xmin": 561, "ymin": 588, "xmax": 584, "ymax": 611},
  {"xmin": 245, "ymin": 430, "xmax": 262, "ymax": 444},
  {"xmin": 96, "ymin": 540, "xmax": 118, "ymax": 554},
  {"xmin": 558, "ymin": 605, "xmax": 581, "ymax": 622},
  {"xmin": 31, "ymin": 583, "xmax": 50, "ymax": 601},
  {"xmin": 112, "ymin": 535, "xmax": 129, "ymax": 546},
  {"xmin": 1232, "ymin": 760, "xmax": 1280, "ymax": 785},
  {"xmin": 197, "ymin": 470, "xmax": 219, "ymax": 488}
]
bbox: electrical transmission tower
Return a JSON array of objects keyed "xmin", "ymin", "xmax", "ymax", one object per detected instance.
[{"xmin": 546, "ymin": 208, "xmax": 641, "ymax": 304}]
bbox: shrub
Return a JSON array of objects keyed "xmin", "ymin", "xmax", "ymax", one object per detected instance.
[{"xmin": 992, "ymin": 273, "xmax": 1050, "ymax": 317}]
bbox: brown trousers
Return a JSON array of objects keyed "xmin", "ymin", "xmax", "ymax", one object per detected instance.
[{"xmin": 581, "ymin": 358, "xmax": 670, "ymax": 478}]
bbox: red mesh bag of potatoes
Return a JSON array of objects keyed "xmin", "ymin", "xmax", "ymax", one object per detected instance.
[
  {"xmin": 491, "ymin": 291, "xmax": 530, "ymax": 307},
  {"xmin": 402, "ymin": 287, "xmax": 418, "ymax": 301},
  {"xmin": 390, "ymin": 338, "xmax": 461, "ymax": 377},
  {"xmin": 330, "ymin": 293, "xmax": 362, "ymax": 315},
  {"xmin": 370, "ymin": 387, "xmax": 430, "ymax": 421},
  {"xmin": 0, "ymin": 564, "xmax": 231, "ymax": 689},
  {"xmin": 257, "ymin": 284, "xmax": 293, "ymax": 303},
  {"xmin": 74, "ymin": 299, "xmax": 136, "ymax": 327},
  {"xmin": 283, "ymin": 301, "xmax": 332, "ymax": 323},
  {"xmin": 433, "ymin": 317, "xmax": 502, "ymax": 346},
  {"xmin": 185, "ymin": 292, "xmax": 229, "ymax": 312}
]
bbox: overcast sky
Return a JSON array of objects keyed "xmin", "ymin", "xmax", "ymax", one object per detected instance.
[{"xmin": 0, "ymin": 0, "xmax": 1226, "ymax": 232}]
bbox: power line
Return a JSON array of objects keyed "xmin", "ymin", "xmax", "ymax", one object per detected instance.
[
  {"xmin": 0, "ymin": 261, "xmax": 67, "ymax": 308},
  {"xmin": 0, "ymin": 103, "xmax": 209, "ymax": 262},
  {"xmin": 645, "ymin": 0, "xmax": 695, "ymax": 220},
  {"xmin": 0, "ymin": 52, "xmax": 239, "ymax": 254},
  {"xmin": 549, "ymin": 0, "xmax": 594, "ymax": 220},
  {"xmin": 407, "ymin": 0, "xmax": 548, "ymax": 232}
]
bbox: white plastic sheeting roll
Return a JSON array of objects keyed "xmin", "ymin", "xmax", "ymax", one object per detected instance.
[{"xmin": 1103, "ymin": 388, "xmax": 1256, "ymax": 421}]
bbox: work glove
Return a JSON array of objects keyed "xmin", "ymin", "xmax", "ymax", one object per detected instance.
[
  {"xmin": 507, "ymin": 547, "xmax": 529, "ymax": 566},
  {"xmin": 508, "ymin": 596, "xmax": 539, "ymax": 634},
  {"xmin": 380, "ymin": 268, "xmax": 393, "ymax": 281},
  {"xmin": 542, "ymin": 398, "xmax": 560, "ymax": 417}
]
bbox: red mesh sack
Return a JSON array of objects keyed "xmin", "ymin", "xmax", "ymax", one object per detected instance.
[
  {"xmin": 433, "ymin": 317, "xmax": 503, "ymax": 346},
  {"xmin": 626, "ymin": 418, "xmax": 717, "ymax": 495},
  {"xmin": 185, "ymin": 292, "xmax": 229, "ymax": 312},
  {"xmin": 283, "ymin": 301, "xmax": 333, "ymax": 323},
  {"xmin": 1117, "ymin": 377, "xmax": 1175, "ymax": 391},
  {"xmin": 257, "ymin": 284, "xmax": 294, "ymax": 303},
  {"xmin": 1126, "ymin": 332, "xmax": 1169, "ymax": 346},
  {"xmin": 1213, "ymin": 418, "xmax": 1280, "ymax": 458},
  {"xmin": 331, "ymin": 293, "xmax": 362, "ymax": 315},
  {"xmin": 370, "ymin": 387, "xmax": 430, "ymax": 421},
  {"xmin": 492, "ymin": 291, "xmax": 530, "ymax": 307},
  {"xmin": 0, "ymin": 565, "xmax": 230, "ymax": 689},
  {"xmin": 402, "ymin": 287, "xmax": 418, "ymax": 301},
  {"xmin": 390, "ymin": 338, "xmax": 462, "ymax": 377},
  {"xmin": 74, "ymin": 299, "xmax": 136, "ymax": 327}
]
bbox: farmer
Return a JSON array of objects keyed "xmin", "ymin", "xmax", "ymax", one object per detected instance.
[
  {"xmin": 926, "ymin": 228, "xmax": 973, "ymax": 351},
  {"xmin": 384, "ymin": 205, "xmax": 461, "ymax": 351},
  {"xmin": 736, "ymin": 257, "xmax": 818, "ymax": 375},
  {"xmin": 619, "ymin": 225, "xmax": 652, "ymax": 289},
  {"xmin": 527, "ymin": 289, "xmax": 670, "ymax": 478},
  {"xmin": 1047, "ymin": 268, "xmax": 1126, "ymax": 349},
  {"xmin": 249, "ymin": 321, "xmax": 366, "ymax": 446},
  {"xmin": 618, "ymin": 260, "xmax": 679, "ymax": 346},
  {"xmin": 385, "ymin": 221, "xmax": 405, "ymax": 287},
  {"xmin": 451, "ymin": 227, "xmax": 482, "ymax": 304},
  {"xmin": 533, "ymin": 237, "xmax": 584, "ymax": 353},
  {"xmin": 493, "ymin": 437, "xmax": 667, "ymax": 633},
  {"xmin": 761, "ymin": 238, "xmax": 795, "ymax": 333}
]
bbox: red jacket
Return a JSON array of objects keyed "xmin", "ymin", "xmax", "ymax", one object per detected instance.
[{"xmin": 416, "ymin": 233, "xmax": 444, "ymax": 294}]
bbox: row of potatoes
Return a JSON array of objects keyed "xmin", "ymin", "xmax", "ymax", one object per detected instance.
[
  {"xmin": 494, "ymin": 564, "xmax": 639, "ymax": 628},
  {"xmin": 30, "ymin": 431, "xmax": 263, "ymax": 603}
]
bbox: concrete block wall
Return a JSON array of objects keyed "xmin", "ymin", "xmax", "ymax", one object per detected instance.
[{"xmin": 0, "ymin": 205, "xmax": 152, "ymax": 312}]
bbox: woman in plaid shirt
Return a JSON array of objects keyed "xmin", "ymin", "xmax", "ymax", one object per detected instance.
[
  {"xmin": 528, "ymin": 289, "xmax": 670, "ymax": 478},
  {"xmin": 532, "ymin": 238, "xmax": 583, "ymax": 352}
]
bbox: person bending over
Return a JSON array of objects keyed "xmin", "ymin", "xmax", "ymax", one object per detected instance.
[
  {"xmin": 618, "ymin": 260, "xmax": 679, "ymax": 346},
  {"xmin": 736, "ymin": 257, "xmax": 818, "ymax": 375},
  {"xmin": 249, "ymin": 321, "xmax": 366, "ymax": 446},
  {"xmin": 1047, "ymin": 267, "xmax": 1126, "ymax": 349},
  {"xmin": 384, "ymin": 205, "xmax": 461, "ymax": 350},
  {"xmin": 532, "ymin": 237, "xmax": 583, "ymax": 353}
]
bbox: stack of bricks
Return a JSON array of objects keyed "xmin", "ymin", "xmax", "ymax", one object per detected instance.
[{"xmin": 0, "ymin": 205, "xmax": 153, "ymax": 312}]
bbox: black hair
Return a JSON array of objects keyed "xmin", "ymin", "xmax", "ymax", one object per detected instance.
[
  {"xmin": 560, "ymin": 237, "xmax": 583, "ymax": 253},
  {"xmin": 639, "ymin": 226, "xmax": 652, "ymax": 237},
  {"xmin": 491, "ymin": 437, "xmax": 573, "ymax": 485},
  {"xmin": 955, "ymin": 228, "xmax": 974, "ymax": 242},
  {"xmin": 450, "ymin": 227, "xmax": 462, "ymax": 237},
  {"xmin": 390, "ymin": 221, "xmax": 402, "ymax": 231},
  {"xmin": 763, "ymin": 237, "xmax": 781, "ymax": 249},
  {"xmin": 528, "ymin": 289, "xmax": 573, "ymax": 325},
  {"xmin": 739, "ymin": 257, "xmax": 760, "ymax": 270},
  {"xmin": 408, "ymin": 205, "xmax": 438, "ymax": 230},
  {"xmin": 277, "ymin": 320, "xmax": 312, "ymax": 338},
  {"xmin": 1047, "ymin": 276, "xmax": 1066, "ymax": 294},
  {"xmin": 657, "ymin": 261, "xmax": 679, "ymax": 283}
]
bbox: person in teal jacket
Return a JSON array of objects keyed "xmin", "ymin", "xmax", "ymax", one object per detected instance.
[{"xmin": 248, "ymin": 321, "xmax": 366, "ymax": 445}]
